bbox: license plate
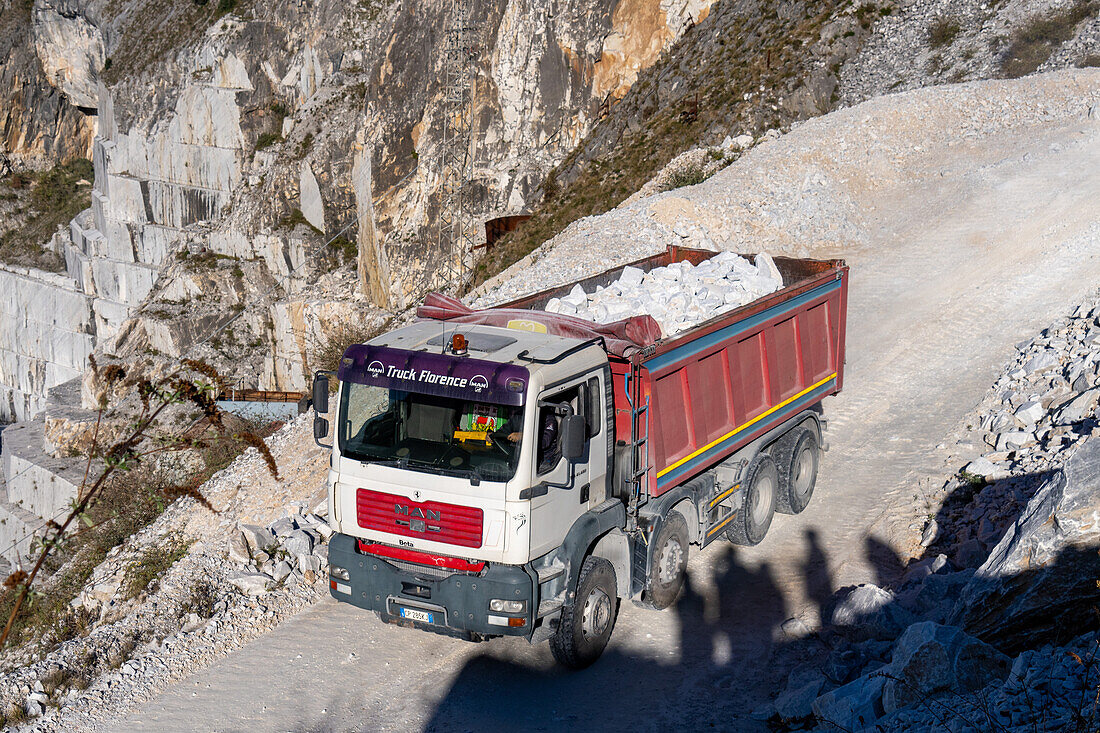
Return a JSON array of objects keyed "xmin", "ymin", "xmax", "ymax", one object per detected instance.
[{"xmin": 400, "ymin": 607, "xmax": 434, "ymax": 624}]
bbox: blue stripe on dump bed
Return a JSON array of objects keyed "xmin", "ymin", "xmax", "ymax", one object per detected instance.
[
  {"xmin": 654, "ymin": 375, "xmax": 836, "ymax": 491},
  {"xmin": 643, "ymin": 279, "xmax": 842, "ymax": 375}
]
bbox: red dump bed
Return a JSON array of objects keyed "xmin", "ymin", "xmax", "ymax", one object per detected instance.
[{"xmin": 501, "ymin": 246, "xmax": 849, "ymax": 497}]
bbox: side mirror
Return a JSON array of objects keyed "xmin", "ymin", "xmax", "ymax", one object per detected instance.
[
  {"xmin": 313, "ymin": 373, "xmax": 330, "ymax": 415},
  {"xmin": 314, "ymin": 416, "xmax": 330, "ymax": 441},
  {"xmin": 561, "ymin": 414, "xmax": 585, "ymax": 461}
]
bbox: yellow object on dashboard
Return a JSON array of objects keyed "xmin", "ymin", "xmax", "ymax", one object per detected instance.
[{"xmin": 454, "ymin": 430, "xmax": 492, "ymax": 444}]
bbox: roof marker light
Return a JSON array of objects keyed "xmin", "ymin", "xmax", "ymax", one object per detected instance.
[{"xmin": 452, "ymin": 333, "xmax": 468, "ymax": 355}]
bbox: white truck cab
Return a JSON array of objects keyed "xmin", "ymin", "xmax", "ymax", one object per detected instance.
[{"xmin": 319, "ymin": 321, "xmax": 618, "ymax": 660}]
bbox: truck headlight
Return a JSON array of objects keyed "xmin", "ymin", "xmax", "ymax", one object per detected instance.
[
  {"xmin": 489, "ymin": 599, "xmax": 526, "ymax": 613},
  {"xmin": 330, "ymin": 566, "xmax": 350, "ymax": 581}
]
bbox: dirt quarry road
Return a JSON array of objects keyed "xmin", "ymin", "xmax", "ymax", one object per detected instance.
[{"xmin": 116, "ymin": 71, "xmax": 1100, "ymax": 732}]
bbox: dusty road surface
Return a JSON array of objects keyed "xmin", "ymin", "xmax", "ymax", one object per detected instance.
[{"xmin": 117, "ymin": 71, "xmax": 1100, "ymax": 732}]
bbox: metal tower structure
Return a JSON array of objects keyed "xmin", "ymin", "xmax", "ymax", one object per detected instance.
[{"xmin": 434, "ymin": 0, "xmax": 480, "ymax": 291}]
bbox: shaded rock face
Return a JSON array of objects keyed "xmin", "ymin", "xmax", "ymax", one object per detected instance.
[{"xmin": 951, "ymin": 437, "xmax": 1100, "ymax": 652}]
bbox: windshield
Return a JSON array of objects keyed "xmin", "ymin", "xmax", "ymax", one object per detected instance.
[{"xmin": 339, "ymin": 382, "xmax": 524, "ymax": 483}]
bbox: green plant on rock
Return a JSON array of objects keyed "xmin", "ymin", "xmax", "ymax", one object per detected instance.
[
  {"xmin": 255, "ymin": 132, "xmax": 281, "ymax": 151},
  {"xmin": 1002, "ymin": 1, "xmax": 1098, "ymax": 78},
  {"xmin": 928, "ymin": 17, "xmax": 962, "ymax": 48},
  {"xmin": 660, "ymin": 163, "xmax": 713, "ymax": 192},
  {"xmin": 0, "ymin": 159, "xmax": 94, "ymax": 272},
  {"xmin": 122, "ymin": 535, "xmax": 193, "ymax": 600}
]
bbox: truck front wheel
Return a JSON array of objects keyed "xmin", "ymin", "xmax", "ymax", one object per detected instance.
[
  {"xmin": 549, "ymin": 556, "xmax": 618, "ymax": 669},
  {"xmin": 726, "ymin": 453, "xmax": 778, "ymax": 546}
]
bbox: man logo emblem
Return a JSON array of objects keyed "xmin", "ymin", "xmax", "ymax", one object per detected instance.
[
  {"xmin": 470, "ymin": 375, "xmax": 489, "ymax": 393},
  {"xmin": 367, "ymin": 360, "xmax": 385, "ymax": 377}
]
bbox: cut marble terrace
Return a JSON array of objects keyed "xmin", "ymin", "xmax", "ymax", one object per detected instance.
[{"xmin": 542, "ymin": 251, "xmax": 784, "ymax": 337}]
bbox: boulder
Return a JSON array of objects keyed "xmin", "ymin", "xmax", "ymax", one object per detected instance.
[
  {"xmin": 1055, "ymin": 387, "xmax": 1099, "ymax": 425},
  {"xmin": 896, "ymin": 569, "xmax": 975, "ymax": 624},
  {"xmin": 283, "ymin": 529, "xmax": 314, "ymax": 557},
  {"xmin": 995, "ymin": 431, "xmax": 1033, "ymax": 451},
  {"xmin": 963, "ymin": 457, "xmax": 996, "ymax": 479},
  {"xmin": 953, "ymin": 538, "xmax": 987, "ymax": 569},
  {"xmin": 269, "ymin": 517, "xmax": 297, "ymax": 537},
  {"xmin": 812, "ymin": 672, "xmax": 885, "ymax": 731},
  {"xmin": 297, "ymin": 554, "xmax": 322, "ymax": 574},
  {"xmin": 1023, "ymin": 351, "xmax": 1059, "ymax": 374},
  {"xmin": 226, "ymin": 530, "xmax": 250, "ymax": 564},
  {"xmin": 950, "ymin": 437, "xmax": 1100, "ymax": 651},
  {"xmin": 228, "ymin": 572, "xmax": 271, "ymax": 596},
  {"xmin": 271, "ymin": 560, "xmax": 293, "ymax": 583},
  {"xmin": 1014, "ymin": 400, "xmax": 1045, "ymax": 426},
  {"xmin": 919, "ymin": 518, "xmax": 939, "ymax": 547},
  {"xmin": 239, "ymin": 524, "xmax": 277, "ymax": 554},
  {"xmin": 830, "ymin": 584, "xmax": 914, "ymax": 640},
  {"xmin": 900, "ymin": 554, "xmax": 949, "ymax": 586},
  {"xmin": 775, "ymin": 668, "xmax": 826, "ymax": 721},
  {"xmin": 822, "ymin": 648, "xmax": 860, "ymax": 684},
  {"xmin": 881, "ymin": 622, "xmax": 1010, "ymax": 714}
]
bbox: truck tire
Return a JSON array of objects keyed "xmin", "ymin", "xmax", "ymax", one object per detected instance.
[
  {"xmin": 639, "ymin": 512, "xmax": 689, "ymax": 611},
  {"xmin": 776, "ymin": 428, "xmax": 819, "ymax": 514},
  {"xmin": 726, "ymin": 453, "xmax": 778, "ymax": 546},
  {"xmin": 549, "ymin": 556, "xmax": 618, "ymax": 669}
]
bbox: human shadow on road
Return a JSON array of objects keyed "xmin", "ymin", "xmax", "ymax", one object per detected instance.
[
  {"xmin": 864, "ymin": 534, "xmax": 906, "ymax": 589},
  {"xmin": 411, "ymin": 544, "xmax": 791, "ymax": 733},
  {"xmin": 803, "ymin": 529, "xmax": 834, "ymax": 625}
]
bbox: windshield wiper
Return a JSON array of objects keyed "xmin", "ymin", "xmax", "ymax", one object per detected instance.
[{"xmin": 403, "ymin": 458, "xmax": 483, "ymax": 486}]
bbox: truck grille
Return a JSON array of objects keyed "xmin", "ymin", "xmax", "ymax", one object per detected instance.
[{"xmin": 356, "ymin": 489, "xmax": 484, "ymax": 548}]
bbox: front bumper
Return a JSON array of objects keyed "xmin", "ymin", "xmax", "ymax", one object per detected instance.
[{"xmin": 327, "ymin": 532, "xmax": 535, "ymax": 639}]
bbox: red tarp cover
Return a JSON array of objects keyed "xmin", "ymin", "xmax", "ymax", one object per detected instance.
[{"xmin": 417, "ymin": 293, "xmax": 661, "ymax": 358}]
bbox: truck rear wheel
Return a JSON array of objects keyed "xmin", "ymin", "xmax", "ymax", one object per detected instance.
[
  {"xmin": 549, "ymin": 556, "xmax": 618, "ymax": 669},
  {"xmin": 726, "ymin": 453, "xmax": 778, "ymax": 546},
  {"xmin": 776, "ymin": 428, "xmax": 819, "ymax": 514},
  {"xmin": 639, "ymin": 512, "xmax": 689, "ymax": 610}
]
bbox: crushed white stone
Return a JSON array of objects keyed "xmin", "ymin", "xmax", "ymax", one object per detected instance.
[{"xmin": 543, "ymin": 252, "xmax": 782, "ymax": 337}]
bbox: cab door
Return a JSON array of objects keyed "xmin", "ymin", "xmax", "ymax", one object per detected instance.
[{"xmin": 528, "ymin": 370, "xmax": 609, "ymax": 557}]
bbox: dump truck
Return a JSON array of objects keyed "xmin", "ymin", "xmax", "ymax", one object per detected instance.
[{"xmin": 314, "ymin": 245, "xmax": 848, "ymax": 668}]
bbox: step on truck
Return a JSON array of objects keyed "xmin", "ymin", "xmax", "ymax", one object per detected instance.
[{"xmin": 314, "ymin": 246, "xmax": 848, "ymax": 668}]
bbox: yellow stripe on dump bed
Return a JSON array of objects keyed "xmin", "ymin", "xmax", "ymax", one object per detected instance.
[{"xmin": 656, "ymin": 372, "xmax": 837, "ymax": 480}]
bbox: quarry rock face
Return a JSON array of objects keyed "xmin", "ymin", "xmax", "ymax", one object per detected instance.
[
  {"xmin": 32, "ymin": 0, "xmax": 105, "ymax": 110},
  {"xmin": 0, "ymin": 264, "xmax": 95, "ymax": 422},
  {"xmin": 0, "ymin": 0, "xmax": 716, "ymax": 415}
]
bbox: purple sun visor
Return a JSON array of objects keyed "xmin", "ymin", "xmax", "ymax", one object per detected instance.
[{"xmin": 337, "ymin": 344, "xmax": 529, "ymax": 406}]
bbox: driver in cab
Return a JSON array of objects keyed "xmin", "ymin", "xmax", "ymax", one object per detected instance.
[{"xmin": 494, "ymin": 407, "xmax": 560, "ymax": 471}]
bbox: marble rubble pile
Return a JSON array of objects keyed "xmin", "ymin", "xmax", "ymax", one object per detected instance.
[
  {"xmin": 225, "ymin": 506, "xmax": 333, "ymax": 594},
  {"xmin": 543, "ymin": 252, "xmax": 783, "ymax": 337}
]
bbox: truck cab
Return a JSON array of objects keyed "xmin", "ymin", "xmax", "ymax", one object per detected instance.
[{"xmin": 321, "ymin": 321, "xmax": 620, "ymax": 663}]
